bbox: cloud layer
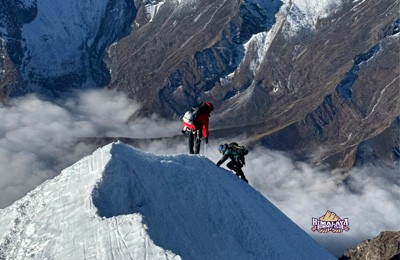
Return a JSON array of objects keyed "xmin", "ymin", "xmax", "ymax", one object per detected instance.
[
  {"xmin": 0, "ymin": 89, "xmax": 180, "ymax": 208},
  {"xmin": 1, "ymin": 90, "xmax": 398, "ymax": 257},
  {"xmin": 243, "ymin": 147, "xmax": 399, "ymax": 257}
]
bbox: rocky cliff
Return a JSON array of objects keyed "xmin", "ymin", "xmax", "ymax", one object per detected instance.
[
  {"xmin": 107, "ymin": 0, "xmax": 399, "ymax": 169},
  {"xmin": 0, "ymin": 38, "xmax": 17, "ymax": 100},
  {"xmin": 340, "ymin": 231, "xmax": 400, "ymax": 260}
]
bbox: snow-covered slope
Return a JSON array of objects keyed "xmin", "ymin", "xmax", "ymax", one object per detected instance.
[
  {"xmin": 0, "ymin": 142, "xmax": 335, "ymax": 260},
  {"xmin": 2, "ymin": 0, "xmax": 135, "ymax": 93}
]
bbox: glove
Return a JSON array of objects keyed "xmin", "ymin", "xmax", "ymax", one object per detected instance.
[
  {"xmin": 181, "ymin": 130, "xmax": 186, "ymax": 134},
  {"xmin": 205, "ymin": 137, "xmax": 208, "ymax": 144}
]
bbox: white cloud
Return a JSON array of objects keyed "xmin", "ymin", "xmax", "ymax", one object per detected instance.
[
  {"xmin": 243, "ymin": 146, "xmax": 400, "ymax": 257},
  {"xmin": 0, "ymin": 89, "xmax": 180, "ymax": 208}
]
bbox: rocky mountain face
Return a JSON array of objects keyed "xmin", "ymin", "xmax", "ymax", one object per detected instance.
[
  {"xmin": 1, "ymin": 0, "xmax": 399, "ymax": 170},
  {"xmin": 340, "ymin": 231, "xmax": 400, "ymax": 260},
  {"xmin": 0, "ymin": 0, "xmax": 136, "ymax": 96},
  {"xmin": 0, "ymin": 38, "xmax": 17, "ymax": 100}
]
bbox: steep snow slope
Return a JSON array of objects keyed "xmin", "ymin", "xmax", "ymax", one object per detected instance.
[
  {"xmin": 23, "ymin": 1, "xmax": 103, "ymax": 77},
  {"xmin": 0, "ymin": 142, "xmax": 335, "ymax": 260},
  {"xmin": 7, "ymin": 0, "xmax": 135, "ymax": 92}
]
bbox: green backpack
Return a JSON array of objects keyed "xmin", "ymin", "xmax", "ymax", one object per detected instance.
[
  {"xmin": 228, "ymin": 142, "xmax": 249, "ymax": 156},
  {"xmin": 228, "ymin": 142, "xmax": 248, "ymax": 165}
]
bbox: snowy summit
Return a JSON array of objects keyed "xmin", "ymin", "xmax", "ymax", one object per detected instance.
[{"xmin": 0, "ymin": 142, "xmax": 334, "ymax": 260}]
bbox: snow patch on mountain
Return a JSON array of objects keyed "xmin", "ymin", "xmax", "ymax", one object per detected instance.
[
  {"xmin": 175, "ymin": 0, "xmax": 199, "ymax": 9},
  {"xmin": 283, "ymin": 0, "xmax": 343, "ymax": 37},
  {"xmin": 19, "ymin": 0, "xmax": 36, "ymax": 8},
  {"xmin": 244, "ymin": 32, "xmax": 272, "ymax": 70},
  {"xmin": 242, "ymin": 2, "xmax": 287, "ymax": 74},
  {"xmin": 0, "ymin": 142, "xmax": 335, "ymax": 260},
  {"xmin": 236, "ymin": 0, "xmax": 343, "ymax": 78},
  {"xmin": 143, "ymin": 0, "xmax": 165, "ymax": 22}
]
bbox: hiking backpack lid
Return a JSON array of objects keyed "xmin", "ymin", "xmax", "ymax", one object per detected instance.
[
  {"xmin": 204, "ymin": 102, "xmax": 214, "ymax": 112},
  {"xmin": 191, "ymin": 102, "xmax": 213, "ymax": 117}
]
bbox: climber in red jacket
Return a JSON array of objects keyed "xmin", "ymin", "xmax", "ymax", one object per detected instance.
[{"xmin": 181, "ymin": 102, "xmax": 214, "ymax": 154}]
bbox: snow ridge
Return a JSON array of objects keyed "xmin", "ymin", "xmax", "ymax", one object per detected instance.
[
  {"xmin": 0, "ymin": 142, "xmax": 335, "ymax": 259},
  {"xmin": 0, "ymin": 186, "xmax": 46, "ymax": 259}
]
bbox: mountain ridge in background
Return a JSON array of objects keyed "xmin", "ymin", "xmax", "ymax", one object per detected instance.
[{"xmin": 1, "ymin": 0, "xmax": 399, "ymax": 170}]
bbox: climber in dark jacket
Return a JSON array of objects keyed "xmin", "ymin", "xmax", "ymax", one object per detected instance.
[{"xmin": 216, "ymin": 143, "xmax": 248, "ymax": 183}]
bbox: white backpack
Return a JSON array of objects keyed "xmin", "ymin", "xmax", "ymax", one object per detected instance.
[{"xmin": 182, "ymin": 111, "xmax": 195, "ymax": 124}]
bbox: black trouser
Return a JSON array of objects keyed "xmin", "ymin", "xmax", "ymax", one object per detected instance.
[
  {"xmin": 227, "ymin": 161, "xmax": 248, "ymax": 183},
  {"xmin": 188, "ymin": 130, "xmax": 201, "ymax": 154}
]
